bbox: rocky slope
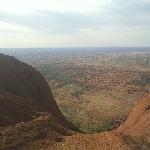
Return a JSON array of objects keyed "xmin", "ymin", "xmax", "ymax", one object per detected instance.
[
  {"xmin": 54, "ymin": 94, "xmax": 150, "ymax": 150},
  {"xmin": 2, "ymin": 94, "xmax": 149, "ymax": 150},
  {"xmin": 117, "ymin": 94, "xmax": 150, "ymax": 143},
  {"xmin": 0, "ymin": 114, "xmax": 74, "ymax": 150},
  {"xmin": 0, "ymin": 90, "xmax": 37, "ymax": 126},
  {"xmin": 0, "ymin": 53, "xmax": 78, "ymax": 130}
]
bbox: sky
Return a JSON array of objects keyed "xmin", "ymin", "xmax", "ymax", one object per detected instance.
[{"xmin": 0, "ymin": 0, "xmax": 150, "ymax": 48}]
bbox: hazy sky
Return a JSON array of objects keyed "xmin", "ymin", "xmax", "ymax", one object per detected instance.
[{"xmin": 0, "ymin": 0, "xmax": 150, "ymax": 47}]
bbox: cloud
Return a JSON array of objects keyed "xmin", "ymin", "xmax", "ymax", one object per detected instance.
[
  {"xmin": 0, "ymin": 0, "xmax": 107, "ymax": 15},
  {"xmin": 0, "ymin": 21, "xmax": 32, "ymax": 33},
  {"xmin": 111, "ymin": 0, "xmax": 150, "ymax": 15},
  {"xmin": 0, "ymin": 0, "xmax": 150, "ymax": 47},
  {"xmin": 0, "ymin": 10, "xmax": 149, "ymax": 34}
]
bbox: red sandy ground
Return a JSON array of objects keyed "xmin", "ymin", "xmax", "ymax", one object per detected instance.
[{"xmin": 51, "ymin": 95, "xmax": 150, "ymax": 150}]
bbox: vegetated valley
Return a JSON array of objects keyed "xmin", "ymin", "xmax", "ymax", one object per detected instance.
[
  {"xmin": 12, "ymin": 48, "xmax": 150, "ymax": 133},
  {"xmin": 0, "ymin": 48, "xmax": 150, "ymax": 150}
]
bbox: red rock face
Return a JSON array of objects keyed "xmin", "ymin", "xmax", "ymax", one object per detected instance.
[{"xmin": 117, "ymin": 94, "xmax": 150, "ymax": 139}]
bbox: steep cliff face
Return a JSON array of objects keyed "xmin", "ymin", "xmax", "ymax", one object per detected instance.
[
  {"xmin": 0, "ymin": 53, "xmax": 78, "ymax": 130},
  {"xmin": 0, "ymin": 53, "xmax": 56, "ymax": 112}
]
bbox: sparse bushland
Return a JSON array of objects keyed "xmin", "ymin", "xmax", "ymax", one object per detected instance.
[
  {"xmin": 17, "ymin": 50, "xmax": 150, "ymax": 133},
  {"xmin": 0, "ymin": 50, "xmax": 150, "ymax": 150}
]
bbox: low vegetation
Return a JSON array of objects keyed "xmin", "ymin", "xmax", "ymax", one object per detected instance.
[{"xmin": 17, "ymin": 50, "xmax": 150, "ymax": 133}]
